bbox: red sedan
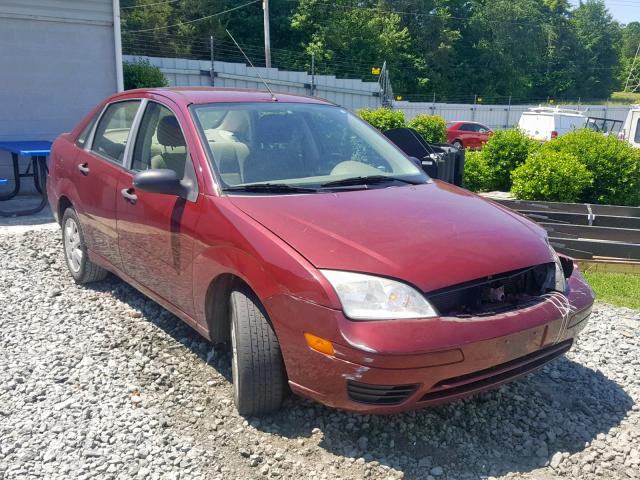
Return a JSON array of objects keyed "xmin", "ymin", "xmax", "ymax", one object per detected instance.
[
  {"xmin": 447, "ymin": 121, "xmax": 493, "ymax": 149},
  {"xmin": 47, "ymin": 88, "xmax": 594, "ymax": 415}
]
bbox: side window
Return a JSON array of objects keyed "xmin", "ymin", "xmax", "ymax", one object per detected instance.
[
  {"xmin": 131, "ymin": 102, "xmax": 188, "ymax": 179},
  {"xmin": 634, "ymin": 120, "xmax": 640, "ymax": 144},
  {"xmin": 458, "ymin": 124, "xmax": 472, "ymax": 132},
  {"xmin": 75, "ymin": 113, "xmax": 98, "ymax": 148},
  {"xmin": 91, "ymin": 101, "xmax": 141, "ymax": 164}
]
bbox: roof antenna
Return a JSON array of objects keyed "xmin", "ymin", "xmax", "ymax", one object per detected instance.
[{"xmin": 225, "ymin": 29, "xmax": 277, "ymax": 101}]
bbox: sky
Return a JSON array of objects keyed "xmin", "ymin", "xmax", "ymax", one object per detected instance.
[{"xmin": 569, "ymin": 0, "xmax": 640, "ymax": 23}]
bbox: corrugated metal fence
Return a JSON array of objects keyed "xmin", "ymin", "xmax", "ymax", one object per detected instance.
[
  {"xmin": 394, "ymin": 101, "xmax": 630, "ymax": 130},
  {"xmin": 127, "ymin": 55, "xmax": 631, "ymax": 128},
  {"xmin": 125, "ymin": 55, "xmax": 382, "ymax": 111}
]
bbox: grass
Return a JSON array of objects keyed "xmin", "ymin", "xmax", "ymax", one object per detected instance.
[
  {"xmin": 583, "ymin": 271, "xmax": 640, "ymax": 310},
  {"xmin": 608, "ymin": 91, "xmax": 640, "ymax": 105}
]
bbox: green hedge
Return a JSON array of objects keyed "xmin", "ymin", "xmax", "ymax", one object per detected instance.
[
  {"xmin": 542, "ymin": 130, "xmax": 640, "ymax": 206},
  {"xmin": 407, "ymin": 114, "xmax": 447, "ymax": 144},
  {"xmin": 123, "ymin": 59, "xmax": 168, "ymax": 90},
  {"xmin": 481, "ymin": 129, "xmax": 539, "ymax": 191},
  {"xmin": 511, "ymin": 151, "xmax": 593, "ymax": 202},
  {"xmin": 357, "ymin": 108, "xmax": 406, "ymax": 132},
  {"xmin": 463, "ymin": 150, "xmax": 493, "ymax": 192}
]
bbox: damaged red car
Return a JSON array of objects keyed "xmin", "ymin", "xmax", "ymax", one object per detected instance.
[{"xmin": 47, "ymin": 88, "xmax": 595, "ymax": 415}]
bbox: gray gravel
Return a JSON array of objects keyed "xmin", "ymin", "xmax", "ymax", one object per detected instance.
[{"xmin": 0, "ymin": 228, "xmax": 638, "ymax": 480}]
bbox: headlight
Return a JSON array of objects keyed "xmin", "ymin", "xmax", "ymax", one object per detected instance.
[{"xmin": 320, "ymin": 270, "xmax": 438, "ymax": 320}]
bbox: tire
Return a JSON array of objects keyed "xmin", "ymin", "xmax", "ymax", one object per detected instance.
[
  {"xmin": 452, "ymin": 140, "xmax": 463, "ymax": 150},
  {"xmin": 61, "ymin": 208, "xmax": 108, "ymax": 284},
  {"xmin": 230, "ymin": 288, "xmax": 286, "ymax": 416}
]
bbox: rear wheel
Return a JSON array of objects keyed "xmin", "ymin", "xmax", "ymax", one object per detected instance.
[
  {"xmin": 230, "ymin": 289, "xmax": 286, "ymax": 416},
  {"xmin": 452, "ymin": 140, "xmax": 463, "ymax": 150},
  {"xmin": 61, "ymin": 208, "xmax": 108, "ymax": 284}
]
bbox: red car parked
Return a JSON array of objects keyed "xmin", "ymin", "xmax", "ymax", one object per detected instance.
[
  {"xmin": 447, "ymin": 121, "xmax": 493, "ymax": 149},
  {"xmin": 47, "ymin": 88, "xmax": 594, "ymax": 415}
]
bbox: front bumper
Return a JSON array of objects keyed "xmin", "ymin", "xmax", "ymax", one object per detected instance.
[{"xmin": 266, "ymin": 270, "xmax": 594, "ymax": 414}]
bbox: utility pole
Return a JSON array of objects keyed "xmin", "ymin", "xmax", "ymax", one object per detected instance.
[
  {"xmin": 310, "ymin": 53, "xmax": 315, "ymax": 96},
  {"xmin": 210, "ymin": 35, "xmax": 215, "ymax": 87},
  {"xmin": 263, "ymin": 0, "xmax": 271, "ymax": 68}
]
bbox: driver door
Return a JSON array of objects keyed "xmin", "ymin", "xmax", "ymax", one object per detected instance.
[{"xmin": 116, "ymin": 100, "xmax": 201, "ymax": 317}]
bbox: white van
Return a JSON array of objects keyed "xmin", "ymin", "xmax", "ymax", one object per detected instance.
[
  {"xmin": 619, "ymin": 106, "xmax": 640, "ymax": 147},
  {"xmin": 517, "ymin": 107, "xmax": 586, "ymax": 141}
]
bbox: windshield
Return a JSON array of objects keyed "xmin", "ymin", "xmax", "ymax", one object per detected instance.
[{"xmin": 191, "ymin": 102, "xmax": 427, "ymax": 192}]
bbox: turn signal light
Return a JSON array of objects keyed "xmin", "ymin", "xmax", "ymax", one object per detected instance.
[{"xmin": 304, "ymin": 332, "xmax": 335, "ymax": 356}]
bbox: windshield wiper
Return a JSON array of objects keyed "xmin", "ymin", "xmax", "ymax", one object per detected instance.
[
  {"xmin": 320, "ymin": 175, "xmax": 422, "ymax": 188},
  {"xmin": 222, "ymin": 183, "xmax": 319, "ymax": 193}
]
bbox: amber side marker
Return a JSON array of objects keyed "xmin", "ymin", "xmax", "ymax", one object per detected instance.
[{"xmin": 304, "ymin": 332, "xmax": 335, "ymax": 356}]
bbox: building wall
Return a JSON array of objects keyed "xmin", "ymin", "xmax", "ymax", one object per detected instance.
[{"xmin": 0, "ymin": 0, "xmax": 120, "ymax": 192}]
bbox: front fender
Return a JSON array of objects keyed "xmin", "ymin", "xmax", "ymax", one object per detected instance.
[{"xmin": 191, "ymin": 196, "xmax": 340, "ymax": 334}]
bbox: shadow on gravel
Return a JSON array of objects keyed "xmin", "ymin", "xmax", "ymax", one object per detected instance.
[
  {"xmin": 265, "ymin": 359, "xmax": 633, "ymax": 479},
  {"xmin": 84, "ymin": 276, "xmax": 232, "ymax": 383},
  {"xmin": 86, "ymin": 277, "xmax": 633, "ymax": 480}
]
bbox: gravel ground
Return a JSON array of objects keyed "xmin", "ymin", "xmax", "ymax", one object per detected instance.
[{"xmin": 1, "ymin": 228, "xmax": 638, "ymax": 480}]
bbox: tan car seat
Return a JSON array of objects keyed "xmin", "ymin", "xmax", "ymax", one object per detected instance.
[{"xmin": 151, "ymin": 116, "xmax": 187, "ymax": 178}]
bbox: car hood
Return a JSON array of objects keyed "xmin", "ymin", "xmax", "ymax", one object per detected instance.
[{"xmin": 229, "ymin": 181, "xmax": 552, "ymax": 293}]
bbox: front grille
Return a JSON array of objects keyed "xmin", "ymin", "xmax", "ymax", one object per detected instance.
[
  {"xmin": 425, "ymin": 263, "xmax": 554, "ymax": 317},
  {"xmin": 347, "ymin": 380, "xmax": 419, "ymax": 405},
  {"xmin": 419, "ymin": 340, "xmax": 573, "ymax": 402}
]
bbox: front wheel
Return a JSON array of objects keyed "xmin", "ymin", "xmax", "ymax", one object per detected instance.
[
  {"xmin": 230, "ymin": 289, "xmax": 286, "ymax": 416},
  {"xmin": 61, "ymin": 208, "xmax": 108, "ymax": 284},
  {"xmin": 452, "ymin": 140, "xmax": 463, "ymax": 150}
]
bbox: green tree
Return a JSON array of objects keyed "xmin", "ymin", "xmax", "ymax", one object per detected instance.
[
  {"xmin": 292, "ymin": 0, "xmax": 422, "ymax": 91},
  {"xmin": 571, "ymin": 0, "xmax": 622, "ymax": 99}
]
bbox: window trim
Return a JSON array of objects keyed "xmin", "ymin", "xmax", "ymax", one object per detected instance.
[
  {"xmin": 75, "ymin": 112, "xmax": 99, "ymax": 148},
  {"xmin": 87, "ymin": 99, "xmax": 145, "ymax": 167},
  {"xmin": 126, "ymin": 99, "xmax": 199, "ymax": 202}
]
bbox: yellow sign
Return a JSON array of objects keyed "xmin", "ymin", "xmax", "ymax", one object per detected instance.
[
  {"xmin": 371, "ymin": 67, "xmax": 381, "ymax": 75},
  {"xmin": 395, "ymin": 95, "xmax": 403, "ymax": 101}
]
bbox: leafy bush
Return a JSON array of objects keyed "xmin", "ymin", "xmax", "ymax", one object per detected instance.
[
  {"xmin": 543, "ymin": 130, "xmax": 640, "ymax": 206},
  {"xmin": 407, "ymin": 114, "xmax": 447, "ymax": 144},
  {"xmin": 357, "ymin": 108, "xmax": 406, "ymax": 132},
  {"xmin": 481, "ymin": 128, "xmax": 539, "ymax": 191},
  {"xmin": 511, "ymin": 151, "xmax": 593, "ymax": 202},
  {"xmin": 123, "ymin": 59, "xmax": 168, "ymax": 90},
  {"xmin": 463, "ymin": 150, "xmax": 493, "ymax": 192}
]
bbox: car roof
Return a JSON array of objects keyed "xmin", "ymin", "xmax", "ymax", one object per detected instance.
[{"xmin": 111, "ymin": 87, "xmax": 335, "ymax": 107}]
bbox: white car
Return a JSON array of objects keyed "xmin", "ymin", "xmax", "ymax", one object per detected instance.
[
  {"xmin": 619, "ymin": 105, "xmax": 640, "ymax": 147},
  {"xmin": 518, "ymin": 107, "xmax": 586, "ymax": 141}
]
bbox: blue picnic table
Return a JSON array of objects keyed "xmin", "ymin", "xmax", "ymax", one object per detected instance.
[{"xmin": 0, "ymin": 140, "xmax": 52, "ymax": 217}]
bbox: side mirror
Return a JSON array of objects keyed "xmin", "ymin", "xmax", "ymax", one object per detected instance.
[{"xmin": 133, "ymin": 169, "xmax": 188, "ymax": 198}]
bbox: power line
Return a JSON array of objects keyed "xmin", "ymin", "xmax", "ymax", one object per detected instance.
[{"xmin": 126, "ymin": 0, "xmax": 261, "ymax": 32}]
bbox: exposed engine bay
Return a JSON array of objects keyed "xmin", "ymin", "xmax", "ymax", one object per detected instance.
[{"xmin": 425, "ymin": 263, "xmax": 563, "ymax": 317}]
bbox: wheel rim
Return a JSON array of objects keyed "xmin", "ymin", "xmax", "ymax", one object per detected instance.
[
  {"xmin": 230, "ymin": 316, "xmax": 239, "ymax": 402},
  {"xmin": 64, "ymin": 217, "xmax": 83, "ymax": 273}
]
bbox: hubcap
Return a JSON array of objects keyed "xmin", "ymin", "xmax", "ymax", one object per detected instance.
[
  {"xmin": 64, "ymin": 217, "xmax": 83, "ymax": 273},
  {"xmin": 231, "ymin": 317, "xmax": 239, "ymax": 401}
]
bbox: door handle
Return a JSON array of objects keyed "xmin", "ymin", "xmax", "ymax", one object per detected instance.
[
  {"xmin": 120, "ymin": 188, "xmax": 138, "ymax": 205},
  {"xmin": 77, "ymin": 163, "xmax": 90, "ymax": 175}
]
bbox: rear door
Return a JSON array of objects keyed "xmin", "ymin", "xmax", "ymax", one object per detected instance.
[
  {"xmin": 75, "ymin": 100, "xmax": 142, "ymax": 270},
  {"xmin": 116, "ymin": 99, "xmax": 202, "ymax": 317}
]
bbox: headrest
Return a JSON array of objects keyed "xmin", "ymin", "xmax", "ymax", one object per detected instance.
[
  {"xmin": 256, "ymin": 114, "xmax": 296, "ymax": 145},
  {"xmin": 157, "ymin": 116, "xmax": 185, "ymax": 147}
]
